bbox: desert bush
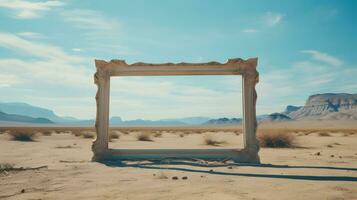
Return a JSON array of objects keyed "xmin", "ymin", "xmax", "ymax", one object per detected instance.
[
  {"xmin": 154, "ymin": 132, "xmax": 162, "ymax": 137},
  {"xmin": 136, "ymin": 132, "xmax": 152, "ymax": 141},
  {"xmin": 82, "ymin": 131, "xmax": 95, "ymax": 139},
  {"xmin": 258, "ymin": 131, "xmax": 295, "ymax": 148},
  {"xmin": 110, "ymin": 131, "xmax": 120, "ymax": 140},
  {"xmin": 203, "ymin": 134, "xmax": 226, "ymax": 146},
  {"xmin": 179, "ymin": 133, "xmax": 185, "ymax": 138},
  {"xmin": 42, "ymin": 130, "xmax": 53, "ymax": 136},
  {"xmin": 71, "ymin": 130, "xmax": 82, "ymax": 137},
  {"xmin": 8, "ymin": 130, "xmax": 37, "ymax": 141},
  {"xmin": 318, "ymin": 132, "xmax": 331, "ymax": 137}
]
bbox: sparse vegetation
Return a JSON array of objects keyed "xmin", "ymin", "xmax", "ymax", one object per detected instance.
[
  {"xmin": 154, "ymin": 132, "xmax": 163, "ymax": 137},
  {"xmin": 203, "ymin": 134, "xmax": 226, "ymax": 146},
  {"xmin": 42, "ymin": 130, "xmax": 53, "ymax": 136},
  {"xmin": 82, "ymin": 131, "xmax": 95, "ymax": 139},
  {"xmin": 8, "ymin": 130, "xmax": 37, "ymax": 141},
  {"xmin": 318, "ymin": 132, "xmax": 331, "ymax": 137},
  {"xmin": 258, "ymin": 130, "xmax": 295, "ymax": 148},
  {"xmin": 109, "ymin": 131, "xmax": 120, "ymax": 141},
  {"xmin": 136, "ymin": 132, "xmax": 152, "ymax": 141}
]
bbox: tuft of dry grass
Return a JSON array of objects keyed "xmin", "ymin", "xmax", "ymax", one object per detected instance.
[
  {"xmin": 257, "ymin": 130, "xmax": 295, "ymax": 148},
  {"xmin": 81, "ymin": 131, "xmax": 95, "ymax": 139},
  {"xmin": 42, "ymin": 130, "xmax": 53, "ymax": 136},
  {"xmin": 136, "ymin": 132, "xmax": 152, "ymax": 141},
  {"xmin": 153, "ymin": 132, "xmax": 163, "ymax": 138},
  {"xmin": 8, "ymin": 130, "xmax": 37, "ymax": 142},
  {"xmin": 203, "ymin": 134, "xmax": 226, "ymax": 146},
  {"xmin": 71, "ymin": 130, "xmax": 83, "ymax": 137},
  {"xmin": 109, "ymin": 131, "xmax": 120, "ymax": 141},
  {"xmin": 318, "ymin": 132, "xmax": 331, "ymax": 137}
]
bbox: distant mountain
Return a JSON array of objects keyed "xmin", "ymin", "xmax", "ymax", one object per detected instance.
[
  {"xmin": 160, "ymin": 117, "xmax": 211, "ymax": 125},
  {"xmin": 109, "ymin": 117, "xmax": 186, "ymax": 126},
  {"xmin": 0, "ymin": 102, "xmax": 72, "ymax": 123},
  {"xmin": 0, "ymin": 111, "xmax": 53, "ymax": 124},
  {"xmin": 288, "ymin": 93, "xmax": 357, "ymax": 120},
  {"xmin": 260, "ymin": 113, "xmax": 292, "ymax": 123},
  {"xmin": 204, "ymin": 118, "xmax": 242, "ymax": 125},
  {"xmin": 282, "ymin": 105, "xmax": 302, "ymax": 115}
]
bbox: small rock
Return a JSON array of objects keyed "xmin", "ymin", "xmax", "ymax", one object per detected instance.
[
  {"xmin": 315, "ymin": 152, "xmax": 321, "ymax": 156},
  {"xmin": 200, "ymin": 175, "xmax": 204, "ymax": 178},
  {"xmin": 172, "ymin": 176, "xmax": 178, "ymax": 180},
  {"xmin": 153, "ymin": 174, "xmax": 156, "ymax": 176},
  {"xmin": 209, "ymin": 169, "xmax": 214, "ymax": 172},
  {"xmin": 182, "ymin": 176, "xmax": 188, "ymax": 180},
  {"xmin": 330, "ymin": 155, "xmax": 334, "ymax": 157},
  {"xmin": 21, "ymin": 189, "xmax": 25, "ymax": 193},
  {"xmin": 339, "ymin": 156, "xmax": 342, "ymax": 158},
  {"xmin": 227, "ymin": 166, "xmax": 233, "ymax": 169}
]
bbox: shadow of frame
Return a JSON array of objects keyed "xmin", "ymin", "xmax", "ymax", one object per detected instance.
[{"xmin": 101, "ymin": 160, "xmax": 357, "ymax": 182}]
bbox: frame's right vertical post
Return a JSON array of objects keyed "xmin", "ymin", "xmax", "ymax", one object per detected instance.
[{"xmin": 242, "ymin": 59, "xmax": 260, "ymax": 163}]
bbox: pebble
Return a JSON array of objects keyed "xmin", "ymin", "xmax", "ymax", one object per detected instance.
[
  {"xmin": 182, "ymin": 176, "xmax": 188, "ymax": 180},
  {"xmin": 172, "ymin": 176, "xmax": 178, "ymax": 180}
]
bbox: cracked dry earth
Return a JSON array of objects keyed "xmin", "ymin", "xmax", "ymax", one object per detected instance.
[{"xmin": 0, "ymin": 131, "xmax": 357, "ymax": 200}]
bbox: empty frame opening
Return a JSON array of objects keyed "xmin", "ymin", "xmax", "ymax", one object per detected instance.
[{"xmin": 108, "ymin": 76, "xmax": 243, "ymax": 149}]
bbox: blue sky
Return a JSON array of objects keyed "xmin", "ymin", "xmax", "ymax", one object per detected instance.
[{"xmin": 0, "ymin": 0, "xmax": 356, "ymax": 120}]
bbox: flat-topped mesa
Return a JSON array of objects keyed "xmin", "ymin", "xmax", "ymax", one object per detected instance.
[{"xmin": 94, "ymin": 58, "xmax": 258, "ymax": 76}]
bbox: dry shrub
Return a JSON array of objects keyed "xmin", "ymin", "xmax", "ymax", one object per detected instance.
[
  {"xmin": 71, "ymin": 130, "xmax": 82, "ymax": 137},
  {"xmin": 110, "ymin": 131, "xmax": 120, "ymax": 140},
  {"xmin": 154, "ymin": 132, "xmax": 163, "ymax": 137},
  {"xmin": 136, "ymin": 132, "xmax": 152, "ymax": 141},
  {"xmin": 8, "ymin": 130, "xmax": 37, "ymax": 141},
  {"xmin": 82, "ymin": 131, "xmax": 95, "ymax": 139},
  {"xmin": 42, "ymin": 130, "xmax": 53, "ymax": 136},
  {"xmin": 318, "ymin": 132, "xmax": 331, "ymax": 137},
  {"xmin": 258, "ymin": 131, "xmax": 295, "ymax": 148},
  {"xmin": 203, "ymin": 134, "xmax": 226, "ymax": 146},
  {"xmin": 179, "ymin": 133, "xmax": 185, "ymax": 138}
]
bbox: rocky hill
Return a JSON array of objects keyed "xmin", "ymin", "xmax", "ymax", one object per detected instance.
[
  {"xmin": 260, "ymin": 113, "xmax": 292, "ymax": 123},
  {"xmin": 0, "ymin": 111, "xmax": 54, "ymax": 124},
  {"xmin": 288, "ymin": 93, "xmax": 357, "ymax": 120},
  {"xmin": 204, "ymin": 118, "xmax": 242, "ymax": 125}
]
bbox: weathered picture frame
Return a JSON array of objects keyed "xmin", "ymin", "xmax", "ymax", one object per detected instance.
[{"xmin": 92, "ymin": 58, "xmax": 260, "ymax": 163}]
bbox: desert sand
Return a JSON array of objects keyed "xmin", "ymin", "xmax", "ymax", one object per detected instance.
[{"xmin": 0, "ymin": 122, "xmax": 357, "ymax": 200}]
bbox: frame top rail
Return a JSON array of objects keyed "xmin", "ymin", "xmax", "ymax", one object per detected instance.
[{"xmin": 94, "ymin": 57, "xmax": 258, "ymax": 76}]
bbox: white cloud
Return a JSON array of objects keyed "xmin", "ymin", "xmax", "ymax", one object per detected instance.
[
  {"xmin": 0, "ymin": 0, "xmax": 64, "ymax": 19},
  {"xmin": 71, "ymin": 48, "xmax": 81, "ymax": 52},
  {"xmin": 301, "ymin": 50, "xmax": 343, "ymax": 66},
  {"xmin": 0, "ymin": 74, "xmax": 22, "ymax": 87},
  {"xmin": 16, "ymin": 31, "xmax": 43, "ymax": 38},
  {"xmin": 241, "ymin": 29, "xmax": 258, "ymax": 33},
  {"xmin": 0, "ymin": 32, "xmax": 84, "ymax": 63},
  {"xmin": 61, "ymin": 9, "xmax": 120, "ymax": 32},
  {"xmin": 264, "ymin": 12, "xmax": 284, "ymax": 26}
]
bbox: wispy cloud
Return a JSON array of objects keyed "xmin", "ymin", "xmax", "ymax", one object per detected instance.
[
  {"xmin": 0, "ymin": 0, "xmax": 64, "ymax": 19},
  {"xmin": 264, "ymin": 12, "xmax": 284, "ymax": 26},
  {"xmin": 241, "ymin": 28, "xmax": 258, "ymax": 33},
  {"xmin": 61, "ymin": 9, "xmax": 120, "ymax": 32},
  {"xmin": 301, "ymin": 50, "xmax": 343, "ymax": 66},
  {"xmin": 0, "ymin": 32, "xmax": 84, "ymax": 63},
  {"xmin": 16, "ymin": 31, "xmax": 43, "ymax": 38}
]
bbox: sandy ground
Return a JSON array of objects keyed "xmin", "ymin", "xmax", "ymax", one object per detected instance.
[{"xmin": 0, "ymin": 127, "xmax": 357, "ymax": 200}]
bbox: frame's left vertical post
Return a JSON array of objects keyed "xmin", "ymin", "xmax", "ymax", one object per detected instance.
[{"xmin": 92, "ymin": 67, "xmax": 110, "ymax": 161}]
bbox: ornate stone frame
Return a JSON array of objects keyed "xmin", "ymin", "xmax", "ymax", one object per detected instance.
[{"xmin": 92, "ymin": 58, "xmax": 260, "ymax": 163}]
